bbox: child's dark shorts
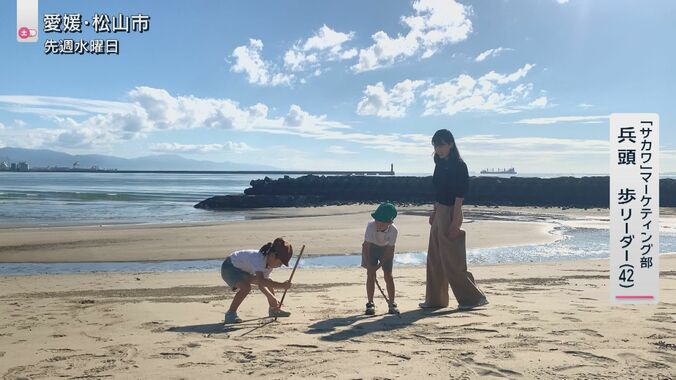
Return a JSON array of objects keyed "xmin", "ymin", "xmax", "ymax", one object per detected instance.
[
  {"xmin": 221, "ymin": 257, "xmax": 254, "ymax": 291},
  {"xmin": 367, "ymin": 243, "xmax": 394, "ymax": 272}
]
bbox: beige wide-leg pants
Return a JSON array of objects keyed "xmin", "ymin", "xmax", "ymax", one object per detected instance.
[{"xmin": 425, "ymin": 202, "xmax": 485, "ymax": 307}]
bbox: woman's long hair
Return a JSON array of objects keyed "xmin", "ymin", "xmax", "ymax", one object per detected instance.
[{"xmin": 432, "ymin": 128, "xmax": 462, "ymax": 163}]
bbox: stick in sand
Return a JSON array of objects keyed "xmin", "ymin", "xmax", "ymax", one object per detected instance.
[
  {"xmin": 274, "ymin": 244, "xmax": 305, "ymax": 322},
  {"xmin": 375, "ymin": 278, "xmax": 401, "ymax": 318}
]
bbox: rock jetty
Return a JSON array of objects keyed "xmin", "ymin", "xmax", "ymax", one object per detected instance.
[{"xmin": 194, "ymin": 175, "xmax": 675, "ymax": 209}]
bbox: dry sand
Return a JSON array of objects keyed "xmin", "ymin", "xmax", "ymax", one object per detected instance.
[{"xmin": 0, "ymin": 257, "xmax": 674, "ymax": 379}]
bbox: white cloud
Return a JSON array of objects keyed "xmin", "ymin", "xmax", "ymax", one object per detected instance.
[
  {"xmin": 480, "ymin": 63, "xmax": 534, "ymax": 84},
  {"xmin": 150, "ymin": 142, "xmax": 252, "ymax": 154},
  {"xmin": 353, "ymin": 0, "xmax": 472, "ymax": 72},
  {"xmin": 578, "ymin": 103, "xmax": 594, "ymax": 109},
  {"xmin": 282, "ymin": 25, "xmax": 356, "ymax": 75},
  {"xmin": 128, "ymin": 86, "xmax": 254, "ymax": 130},
  {"xmin": 356, "ymin": 79, "xmax": 426, "ymax": 118},
  {"xmin": 475, "ymin": 47, "xmax": 513, "ymax": 62},
  {"xmin": 453, "ymin": 134, "xmax": 623, "ymax": 174},
  {"xmin": 556, "ymin": 0, "xmax": 569, "ymax": 4},
  {"xmin": 0, "ymin": 95, "xmax": 133, "ymax": 116},
  {"xmin": 231, "ymin": 39, "xmax": 293, "ymax": 86},
  {"xmin": 327, "ymin": 145, "xmax": 357, "ymax": 155},
  {"xmin": 514, "ymin": 115, "xmax": 609, "ymax": 125},
  {"xmin": 303, "ymin": 25, "xmax": 355, "ymax": 53},
  {"xmin": 283, "ymin": 104, "xmax": 311, "ymax": 127},
  {"xmin": 283, "ymin": 49, "xmax": 317, "ymax": 72},
  {"xmin": 4, "ymin": 106, "xmax": 88, "ymax": 116},
  {"xmin": 12, "ymin": 119, "xmax": 26, "ymax": 127},
  {"xmin": 49, "ymin": 106, "xmax": 153, "ymax": 148},
  {"xmin": 421, "ymin": 64, "xmax": 543, "ymax": 116},
  {"xmin": 339, "ymin": 48, "xmax": 358, "ymax": 60},
  {"xmin": 248, "ymin": 103, "xmax": 268, "ymax": 119},
  {"xmin": 0, "ymin": 89, "xmax": 456, "ymax": 159},
  {"xmin": 0, "ymin": 126, "xmax": 63, "ymax": 149},
  {"xmin": 528, "ymin": 96, "xmax": 548, "ymax": 107},
  {"xmin": 458, "ymin": 134, "xmax": 608, "ymax": 155}
]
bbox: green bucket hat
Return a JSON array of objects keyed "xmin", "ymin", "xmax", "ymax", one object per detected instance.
[{"xmin": 371, "ymin": 202, "xmax": 397, "ymax": 222}]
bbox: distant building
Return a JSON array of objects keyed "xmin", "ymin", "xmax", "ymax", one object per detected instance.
[
  {"xmin": 0, "ymin": 162, "xmax": 8, "ymax": 171},
  {"xmin": 18, "ymin": 162, "xmax": 30, "ymax": 171},
  {"xmin": 10, "ymin": 163, "xmax": 17, "ymax": 171}
]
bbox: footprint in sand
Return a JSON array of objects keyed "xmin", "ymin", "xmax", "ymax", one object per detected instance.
[
  {"xmin": 159, "ymin": 352, "xmax": 190, "ymax": 359},
  {"xmin": 4, "ymin": 343, "xmax": 139, "ymax": 378},
  {"xmin": 461, "ymin": 356, "xmax": 523, "ymax": 377},
  {"xmin": 177, "ymin": 361, "xmax": 216, "ymax": 368},
  {"xmin": 550, "ymin": 329, "xmax": 603, "ymax": 338},
  {"xmin": 618, "ymin": 352, "xmax": 670, "ymax": 369},
  {"xmin": 563, "ymin": 350, "xmax": 617, "ymax": 364}
]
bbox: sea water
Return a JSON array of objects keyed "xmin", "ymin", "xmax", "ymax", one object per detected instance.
[{"xmin": 1, "ymin": 227, "xmax": 675, "ymax": 276}]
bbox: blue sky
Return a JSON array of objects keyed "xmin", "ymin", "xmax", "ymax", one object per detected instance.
[{"xmin": 0, "ymin": 0, "xmax": 674, "ymax": 174}]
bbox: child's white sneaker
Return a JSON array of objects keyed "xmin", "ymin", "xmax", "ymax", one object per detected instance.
[
  {"xmin": 269, "ymin": 307, "xmax": 291, "ymax": 317},
  {"xmin": 224, "ymin": 311, "xmax": 242, "ymax": 324}
]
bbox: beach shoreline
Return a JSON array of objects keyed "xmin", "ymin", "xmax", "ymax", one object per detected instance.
[
  {"xmin": 1, "ymin": 205, "xmax": 675, "ymax": 264},
  {"xmin": 0, "ymin": 205, "xmax": 566, "ymax": 263}
]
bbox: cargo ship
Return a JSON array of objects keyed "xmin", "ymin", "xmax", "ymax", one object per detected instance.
[{"xmin": 480, "ymin": 167, "xmax": 517, "ymax": 175}]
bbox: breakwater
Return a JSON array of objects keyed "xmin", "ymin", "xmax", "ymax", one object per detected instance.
[{"xmin": 194, "ymin": 175, "xmax": 676, "ymax": 209}]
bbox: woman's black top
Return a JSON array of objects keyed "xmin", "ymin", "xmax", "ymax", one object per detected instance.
[{"xmin": 433, "ymin": 157, "xmax": 469, "ymax": 206}]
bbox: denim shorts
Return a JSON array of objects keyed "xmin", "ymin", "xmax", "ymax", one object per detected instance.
[
  {"xmin": 221, "ymin": 257, "xmax": 254, "ymax": 290},
  {"xmin": 366, "ymin": 243, "xmax": 393, "ymax": 272}
]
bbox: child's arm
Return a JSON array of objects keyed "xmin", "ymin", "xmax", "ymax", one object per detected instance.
[
  {"xmin": 384, "ymin": 245, "xmax": 395, "ymax": 264},
  {"xmin": 254, "ymin": 272, "xmax": 290, "ymax": 290},
  {"xmin": 375, "ymin": 245, "xmax": 395, "ymax": 271},
  {"xmin": 255, "ymin": 272, "xmax": 289, "ymax": 306}
]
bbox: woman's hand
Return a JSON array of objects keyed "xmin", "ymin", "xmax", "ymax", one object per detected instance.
[
  {"xmin": 281, "ymin": 280, "xmax": 291, "ymax": 290},
  {"xmin": 448, "ymin": 224, "xmax": 461, "ymax": 240}
]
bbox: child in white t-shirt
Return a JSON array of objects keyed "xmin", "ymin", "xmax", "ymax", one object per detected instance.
[
  {"xmin": 361, "ymin": 203, "xmax": 399, "ymax": 315},
  {"xmin": 221, "ymin": 237, "xmax": 293, "ymax": 324}
]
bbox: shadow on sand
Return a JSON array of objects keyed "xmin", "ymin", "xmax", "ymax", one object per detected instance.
[
  {"xmin": 308, "ymin": 307, "xmax": 476, "ymax": 342},
  {"xmin": 167, "ymin": 316, "xmax": 273, "ymax": 335}
]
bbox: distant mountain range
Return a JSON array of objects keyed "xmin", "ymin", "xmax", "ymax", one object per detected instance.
[{"xmin": 0, "ymin": 147, "xmax": 278, "ymax": 171}]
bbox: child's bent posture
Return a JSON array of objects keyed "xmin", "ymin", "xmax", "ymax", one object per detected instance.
[{"xmin": 221, "ymin": 237, "xmax": 293, "ymax": 323}]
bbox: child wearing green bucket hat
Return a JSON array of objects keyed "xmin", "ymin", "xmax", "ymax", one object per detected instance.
[{"xmin": 361, "ymin": 202, "xmax": 399, "ymax": 315}]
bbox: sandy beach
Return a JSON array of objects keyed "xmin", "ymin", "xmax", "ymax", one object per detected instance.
[
  {"xmin": 0, "ymin": 257, "xmax": 675, "ymax": 379},
  {"xmin": 1, "ymin": 205, "xmax": 675, "ymax": 379}
]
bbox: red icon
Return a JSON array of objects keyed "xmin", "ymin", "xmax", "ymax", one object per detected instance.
[
  {"xmin": 18, "ymin": 27, "xmax": 30, "ymax": 39},
  {"xmin": 18, "ymin": 27, "xmax": 37, "ymax": 40}
]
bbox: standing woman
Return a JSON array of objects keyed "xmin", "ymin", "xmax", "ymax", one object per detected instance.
[{"xmin": 421, "ymin": 129, "xmax": 488, "ymax": 310}]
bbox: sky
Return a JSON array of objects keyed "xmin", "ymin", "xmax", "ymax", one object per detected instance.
[{"xmin": 0, "ymin": 0, "xmax": 674, "ymax": 174}]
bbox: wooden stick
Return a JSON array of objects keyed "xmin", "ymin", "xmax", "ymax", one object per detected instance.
[
  {"xmin": 274, "ymin": 245, "xmax": 305, "ymax": 321},
  {"xmin": 375, "ymin": 278, "xmax": 401, "ymax": 318}
]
